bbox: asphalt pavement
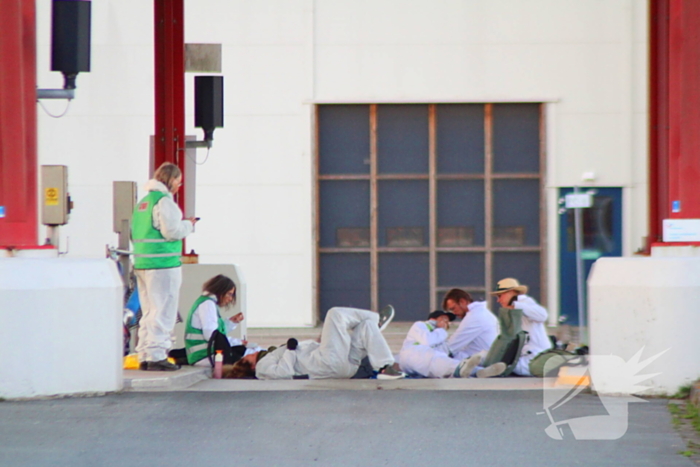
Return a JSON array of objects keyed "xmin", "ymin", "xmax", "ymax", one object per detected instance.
[{"xmin": 0, "ymin": 390, "xmax": 693, "ymax": 467}]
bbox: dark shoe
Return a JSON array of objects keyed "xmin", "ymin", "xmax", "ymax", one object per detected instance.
[
  {"xmin": 139, "ymin": 361, "xmax": 147, "ymax": 371},
  {"xmin": 377, "ymin": 364, "xmax": 405, "ymax": 380},
  {"xmin": 378, "ymin": 305, "xmax": 395, "ymax": 332},
  {"xmin": 144, "ymin": 359, "xmax": 180, "ymax": 371}
]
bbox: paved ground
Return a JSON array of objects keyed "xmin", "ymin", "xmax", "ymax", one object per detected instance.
[{"xmin": 0, "ymin": 390, "xmax": 692, "ymax": 467}]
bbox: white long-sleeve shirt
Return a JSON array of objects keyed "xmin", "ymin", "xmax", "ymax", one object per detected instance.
[
  {"xmin": 400, "ymin": 321, "xmax": 449, "ymax": 353},
  {"xmin": 447, "ymin": 301, "xmax": 499, "ymax": 360},
  {"xmin": 190, "ymin": 293, "xmax": 242, "ymax": 345},
  {"xmin": 513, "ymin": 294, "xmax": 552, "ymax": 357},
  {"xmin": 143, "ymin": 179, "xmax": 194, "ymax": 241}
]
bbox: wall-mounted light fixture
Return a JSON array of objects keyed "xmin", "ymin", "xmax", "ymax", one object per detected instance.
[
  {"xmin": 37, "ymin": 0, "xmax": 91, "ymax": 100},
  {"xmin": 186, "ymin": 76, "xmax": 224, "ymax": 149}
]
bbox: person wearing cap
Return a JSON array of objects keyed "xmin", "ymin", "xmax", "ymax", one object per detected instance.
[
  {"xmin": 441, "ymin": 289, "xmax": 499, "ymax": 361},
  {"xmin": 224, "ymin": 306, "xmax": 405, "ymax": 380},
  {"xmin": 491, "ymin": 277, "xmax": 552, "ymax": 376},
  {"xmin": 397, "ymin": 310, "xmax": 505, "ymax": 378}
]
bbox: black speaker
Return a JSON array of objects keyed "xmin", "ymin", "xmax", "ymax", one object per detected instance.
[
  {"xmin": 194, "ymin": 76, "xmax": 224, "ymax": 141},
  {"xmin": 51, "ymin": 0, "xmax": 91, "ymax": 89}
]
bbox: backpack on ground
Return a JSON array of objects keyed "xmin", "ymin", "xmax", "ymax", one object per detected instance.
[
  {"xmin": 481, "ymin": 308, "xmax": 529, "ymax": 377},
  {"xmin": 528, "ymin": 348, "xmax": 585, "ymax": 377}
]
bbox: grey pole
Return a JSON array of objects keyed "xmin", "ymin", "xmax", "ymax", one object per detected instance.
[{"xmin": 573, "ymin": 186, "xmax": 586, "ymax": 344}]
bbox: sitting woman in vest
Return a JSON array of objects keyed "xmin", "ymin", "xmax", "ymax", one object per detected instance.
[{"xmin": 185, "ymin": 274, "xmax": 260, "ymax": 366}]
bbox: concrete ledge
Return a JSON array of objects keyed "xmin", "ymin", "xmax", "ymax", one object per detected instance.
[
  {"xmin": 124, "ymin": 367, "xmax": 210, "ymax": 391},
  {"xmin": 166, "ymin": 376, "xmax": 561, "ymax": 392}
]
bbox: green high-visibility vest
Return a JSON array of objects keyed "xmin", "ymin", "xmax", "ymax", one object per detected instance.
[
  {"xmin": 131, "ymin": 191, "xmax": 182, "ymax": 269},
  {"xmin": 185, "ymin": 295, "xmax": 226, "ymax": 365}
]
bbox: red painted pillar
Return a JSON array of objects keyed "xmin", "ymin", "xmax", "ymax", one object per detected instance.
[
  {"xmin": 153, "ymin": 0, "xmax": 186, "ymax": 212},
  {"xmin": 667, "ymin": 0, "xmax": 700, "ymax": 219},
  {"xmin": 0, "ymin": 0, "xmax": 38, "ymax": 247},
  {"xmin": 649, "ymin": 0, "xmax": 700, "ymax": 248}
]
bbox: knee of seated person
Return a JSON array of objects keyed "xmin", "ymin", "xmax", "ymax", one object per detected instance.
[{"xmin": 326, "ymin": 307, "xmax": 339, "ymax": 318}]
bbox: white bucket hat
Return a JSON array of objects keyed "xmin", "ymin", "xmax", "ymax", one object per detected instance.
[{"xmin": 491, "ymin": 277, "xmax": 528, "ymax": 295}]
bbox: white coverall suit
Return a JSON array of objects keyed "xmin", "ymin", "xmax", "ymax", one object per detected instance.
[
  {"xmin": 447, "ymin": 301, "xmax": 499, "ymax": 361},
  {"xmin": 511, "ymin": 295, "xmax": 552, "ymax": 376},
  {"xmin": 135, "ymin": 179, "xmax": 194, "ymax": 363},
  {"xmin": 255, "ymin": 307, "xmax": 394, "ymax": 379},
  {"xmin": 398, "ymin": 321, "xmax": 463, "ymax": 378}
]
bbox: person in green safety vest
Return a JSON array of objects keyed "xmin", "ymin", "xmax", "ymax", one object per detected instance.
[
  {"xmin": 132, "ymin": 162, "xmax": 198, "ymax": 371},
  {"xmin": 185, "ymin": 274, "xmax": 254, "ymax": 366}
]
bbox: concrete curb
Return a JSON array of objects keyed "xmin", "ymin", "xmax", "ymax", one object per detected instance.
[{"xmin": 124, "ymin": 367, "xmax": 210, "ymax": 391}]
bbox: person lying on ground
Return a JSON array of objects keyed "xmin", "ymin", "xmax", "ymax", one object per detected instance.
[
  {"xmin": 224, "ymin": 306, "xmax": 404, "ymax": 380},
  {"xmin": 398, "ymin": 310, "xmax": 506, "ymax": 378}
]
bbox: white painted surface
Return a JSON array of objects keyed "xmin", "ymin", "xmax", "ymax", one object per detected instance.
[
  {"xmin": 588, "ymin": 257, "xmax": 700, "ymax": 395},
  {"xmin": 663, "ymin": 219, "xmax": 700, "ymax": 242},
  {"xmin": 0, "ymin": 259, "xmax": 123, "ymax": 398},
  {"xmin": 33, "ymin": 0, "xmax": 649, "ymax": 325}
]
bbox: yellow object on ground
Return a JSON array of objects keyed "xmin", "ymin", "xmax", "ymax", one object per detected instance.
[
  {"xmin": 123, "ymin": 354, "xmax": 178, "ymax": 369},
  {"xmin": 123, "ymin": 354, "xmax": 139, "ymax": 370},
  {"xmin": 556, "ymin": 366, "xmax": 590, "ymax": 387}
]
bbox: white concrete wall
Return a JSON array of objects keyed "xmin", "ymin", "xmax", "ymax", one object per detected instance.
[
  {"xmin": 34, "ymin": 0, "xmax": 648, "ymax": 326},
  {"xmin": 0, "ymin": 259, "xmax": 123, "ymax": 398},
  {"xmin": 589, "ymin": 257, "xmax": 700, "ymax": 395}
]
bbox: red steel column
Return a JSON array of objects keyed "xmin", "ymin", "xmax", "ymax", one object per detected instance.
[
  {"xmin": 0, "ymin": 0, "xmax": 38, "ymax": 247},
  {"xmin": 154, "ymin": 0, "xmax": 186, "ymax": 212},
  {"xmin": 668, "ymin": 0, "xmax": 700, "ymax": 220},
  {"xmin": 648, "ymin": 0, "xmax": 669, "ymax": 246}
]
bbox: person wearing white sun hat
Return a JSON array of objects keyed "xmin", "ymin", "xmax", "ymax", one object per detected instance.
[{"xmin": 491, "ymin": 278, "xmax": 552, "ymax": 376}]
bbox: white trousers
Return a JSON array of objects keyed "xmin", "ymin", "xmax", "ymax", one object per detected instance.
[
  {"xmin": 513, "ymin": 353, "xmax": 535, "ymax": 376},
  {"xmin": 306, "ymin": 307, "xmax": 395, "ymax": 379},
  {"xmin": 399, "ymin": 346, "xmax": 461, "ymax": 378},
  {"xmin": 135, "ymin": 267, "xmax": 182, "ymax": 362}
]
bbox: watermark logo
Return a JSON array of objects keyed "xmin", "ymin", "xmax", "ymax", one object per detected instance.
[{"xmin": 539, "ymin": 347, "xmax": 668, "ymax": 440}]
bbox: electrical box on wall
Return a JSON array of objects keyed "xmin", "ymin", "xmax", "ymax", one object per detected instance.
[
  {"xmin": 41, "ymin": 165, "xmax": 72, "ymax": 226},
  {"xmin": 112, "ymin": 181, "xmax": 137, "ymax": 234}
]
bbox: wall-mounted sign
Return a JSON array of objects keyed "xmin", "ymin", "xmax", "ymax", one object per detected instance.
[
  {"xmin": 565, "ymin": 193, "xmax": 593, "ymax": 209},
  {"xmin": 663, "ymin": 219, "xmax": 700, "ymax": 242}
]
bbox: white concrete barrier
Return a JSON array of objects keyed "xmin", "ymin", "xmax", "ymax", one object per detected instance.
[
  {"xmin": 589, "ymin": 257, "xmax": 700, "ymax": 395},
  {"xmin": 0, "ymin": 258, "xmax": 123, "ymax": 399}
]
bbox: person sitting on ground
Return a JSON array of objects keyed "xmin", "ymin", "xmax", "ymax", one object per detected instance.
[
  {"xmin": 491, "ymin": 278, "xmax": 552, "ymax": 376},
  {"xmin": 224, "ymin": 306, "xmax": 404, "ymax": 380},
  {"xmin": 184, "ymin": 274, "xmax": 260, "ymax": 366},
  {"xmin": 442, "ymin": 288, "xmax": 499, "ymax": 361},
  {"xmin": 398, "ymin": 310, "xmax": 506, "ymax": 378}
]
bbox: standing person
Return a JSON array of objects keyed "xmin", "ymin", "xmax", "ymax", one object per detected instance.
[
  {"xmin": 442, "ymin": 288, "xmax": 499, "ymax": 361},
  {"xmin": 185, "ymin": 274, "xmax": 252, "ymax": 366},
  {"xmin": 491, "ymin": 278, "xmax": 552, "ymax": 376},
  {"xmin": 226, "ymin": 307, "xmax": 404, "ymax": 380},
  {"xmin": 132, "ymin": 162, "xmax": 197, "ymax": 371},
  {"xmin": 398, "ymin": 311, "xmax": 502, "ymax": 378}
]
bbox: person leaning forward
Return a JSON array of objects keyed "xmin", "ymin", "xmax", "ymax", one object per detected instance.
[
  {"xmin": 491, "ymin": 278, "xmax": 552, "ymax": 376},
  {"xmin": 442, "ymin": 288, "xmax": 499, "ymax": 361},
  {"xmin": 132, "ymin": 162, "xmax": 198, "ymax": 371}
]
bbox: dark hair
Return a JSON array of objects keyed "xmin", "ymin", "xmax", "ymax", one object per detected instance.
[
  {"xmin": 223, "ymin": 359, "xmax": 255, "ymax": 379},
  {"xmin": 441, "ymin": 288, "xmax": 472, "ymax": 310},
  {"xmin": 153, "ymin": 162, "xmax": 182, "ymax": 192},
  {"xmin": 202, "ymin": 274, "xmax": 236, "ymax": 307}
]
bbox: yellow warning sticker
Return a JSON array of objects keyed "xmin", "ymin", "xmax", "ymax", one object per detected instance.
[{"xmin": 45, "ymin": 187, "xmax": 60, "ymax": 206}]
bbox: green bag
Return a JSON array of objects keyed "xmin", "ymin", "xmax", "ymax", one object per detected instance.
[
  {"xmin": 528, "ymin": 348, "xmax": 582, "ymax": 377},
  {"xmin": 481, "ymin": 308, "xmax": 528, "ymax": 377}
]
